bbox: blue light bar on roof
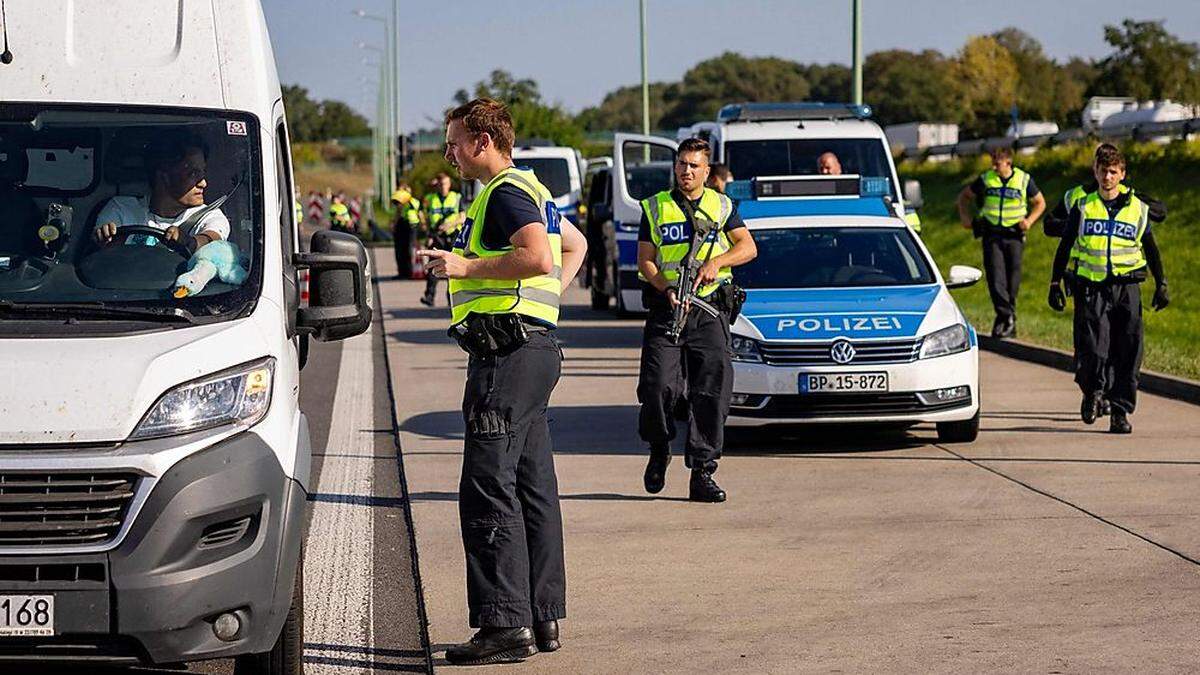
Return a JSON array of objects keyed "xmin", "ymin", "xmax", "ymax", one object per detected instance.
[
  {"xmin": 724, "ymin": 175, "xmax": 892, "ymax": 201},
  {"xmin": 716, "ymin": 102, "xmax": 873, "ymax": 123},
  {"xmin": 739, "ymin": 198, "xmax": 891, "ymax": 219}
]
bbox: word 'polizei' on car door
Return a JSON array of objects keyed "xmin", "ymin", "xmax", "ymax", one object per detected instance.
[{"xmin": 723, "ymin": 175, "xmax": 983, "ymax": 443}]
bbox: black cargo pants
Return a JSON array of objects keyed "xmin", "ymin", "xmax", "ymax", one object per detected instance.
[
  {"xmin": 637, "ymin": 303, "xmax": 733, "ymax": 472},
  {"xmin": 459, "ymin": 329, "xmax": 566, "ymax": 628},
  {"xmin": 982, "ymin": 232, "xmax": 1025, "ymax": 323},
  {"xmin": 1073, "ymin": 280, "xmax": 1144, "ymax": 414}
]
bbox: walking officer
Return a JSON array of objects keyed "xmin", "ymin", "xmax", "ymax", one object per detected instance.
[
  {"xmin": 419, "ymin": 171, "xmax": 464, "ymax": 306},
  {"xmin": 1047, "ymin": 143, "xmax": 1168, "ymax": 434},
  {"xmin": 956, "ymin": 147, "xmax": 1046, "ymax": 338},
  {"xmin": 418, "ymin": 98, "xmax": 587, "ymax": 665},
  {"xmin": 637, "ymin": 137, "xmax": 757, "ymax": 503}
]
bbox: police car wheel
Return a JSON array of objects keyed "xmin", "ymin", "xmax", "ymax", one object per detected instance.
[{"xmin": 936, "ymin": 411, "xmax": 980, "ymax": 444}]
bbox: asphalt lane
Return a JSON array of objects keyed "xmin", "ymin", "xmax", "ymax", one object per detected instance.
[{"xmin": 375, "ymin": 251, "xmax": 1200, "ymax": 673}]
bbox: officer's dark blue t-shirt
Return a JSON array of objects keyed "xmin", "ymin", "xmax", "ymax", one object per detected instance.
[
  {"xmin": 637, "ymin": 191, "xmax": 746, "ymax": 242},
  {"xmin": 479, "ymin": 183, "xmax": 547, "ymax": 250}
]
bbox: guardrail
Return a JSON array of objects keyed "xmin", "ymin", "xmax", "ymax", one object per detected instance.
[{"xmin": 903, "ymin": 117, "xmax": 1200, "ymax": 161}]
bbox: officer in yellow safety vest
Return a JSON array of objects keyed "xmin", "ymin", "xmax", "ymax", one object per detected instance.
[
  {"xmin": 390, "ymin": 184, "xmax": 422, "ymax": 279},
  {"xmin": 637, "ymin": 137, "xmax": 757, "ymax": 504},
  {"xmin": 1048, "ymin": 143, "xmax": 1168, "ymax": 434},
  {"xmin": 328, "ymin": 193, "xmax": 352, "ymax": 232},
  {"xmin": 417, "ymin": 98, "xmax": 587, "ymax": 665},
  {"xmin": 419, "ymin": 172, "xmax": 464, "ymax": 305},
  {"xmin": 957, "ymin": 147, "xmax": 1046, "ymax": 338}
]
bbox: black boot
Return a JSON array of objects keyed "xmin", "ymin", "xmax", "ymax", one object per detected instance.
[
  {"xmin": 688, "ymin": 468, "xmax": 726, "ymax": 503},
  {"xmin": 1110, "ymin": 408, "xmax": 1132, "ymax": 434},
  {"xmin": 1098, "ymin": 397, "xmax": 1111, "ymax": 417},
  {"xmin": 1080, "ymin": 391, "xmax": 1102, "ymax": 425},
  {"xmin": 419, "ymin": 294, "xmax": 434, "ymax": 307},
  {"xmin": 643, "ymin": 443, "xmax": 670, "ymax": 494},
  {"xmin": 534, "ymin": 620, "xmax": 560, "ymax": 652},
  {"xmin": 445, "ymin": 627, "xmax": 537, "ymax": 665}
]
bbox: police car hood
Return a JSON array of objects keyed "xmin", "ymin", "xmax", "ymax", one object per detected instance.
[
  {"xmin": 733, "ymin": 284, "xmax": 962, "ymax": 341},
  {"xmin": 0, "ymin": 318, "xmax": 272, "ymax": 444}
]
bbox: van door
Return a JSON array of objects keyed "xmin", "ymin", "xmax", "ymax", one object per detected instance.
[{"xmin": 609, "ymin": 133, "xmax": 677, "ymax": 313}]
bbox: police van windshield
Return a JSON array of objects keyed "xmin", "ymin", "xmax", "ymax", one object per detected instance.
[
  {"xmin": 514, "ymin": 158, "xmax": 572, "ymax": 199},
  {"xmin": 0, "ymin": 104, "xmax": 262, "ymax": 326},
  {"xmin": 735, "ymin": 227, "xmax": 934, "ymax": 289},
  {"xmin": 725, "ymin": 138, "xmax": 894, "ymax": 190}
]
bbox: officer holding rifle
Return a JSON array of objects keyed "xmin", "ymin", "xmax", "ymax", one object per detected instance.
[{"xmin": 635, "ymin": 137, "xmax": 757, "ymax": 503}]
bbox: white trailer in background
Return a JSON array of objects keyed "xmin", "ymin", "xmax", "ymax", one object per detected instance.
[{"xmin": 883, "ymin": 123, "xmax": 959, "ymax": 154}]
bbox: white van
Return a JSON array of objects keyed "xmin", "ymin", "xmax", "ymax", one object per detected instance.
[
  {"xmin": 511, "ymin": 144, "xmax": 586, "ymax": 222},
  {"xmin": 0, "ymin": 1, "xmax": 371, "ymax": 672}
]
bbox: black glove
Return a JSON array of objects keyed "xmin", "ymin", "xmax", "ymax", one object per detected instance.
[
  {"xmin": 1152, "ymin": 282, "xmax": 1170, "ymax": 311},
  {"xmin": 1048, "ymin": 283, "xmax": 1066, "ymax": 312}
]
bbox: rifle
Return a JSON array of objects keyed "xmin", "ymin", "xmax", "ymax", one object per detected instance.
[{"xmin": 666, "ymin": 196, "xmax": 719, "ymax": 344}]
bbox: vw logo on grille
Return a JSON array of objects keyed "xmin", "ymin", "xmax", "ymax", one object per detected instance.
[{"xmin": 830, "ymin": 339, "xmax": 856, "ymax": 364}]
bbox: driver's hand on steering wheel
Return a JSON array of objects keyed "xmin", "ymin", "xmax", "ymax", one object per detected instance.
[
  {"xmin": 163, "ymin": 226, "xmax": 183, "ymax": 243},
  {"xmin": 94, "ymin": 222, "xmax": 119, "ymax": 244}
]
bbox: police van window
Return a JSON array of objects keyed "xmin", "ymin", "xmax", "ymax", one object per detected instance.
[
  {"xmin": 275, "ymin": 121, "xmax": 295, "ymax": 263},
  {"xmin": 622, "ymin": 141, "xmax": 673, "ymax": 201},
  {"xmin": 23, "ymin": 146, "xmax": 95, "ymax": 191},
  {"xmin": 735, "ymin": 227, "xmax": 934, "ymax": 289},
  {"xmin": 725, "ymin": 139, "xmax": 893, "ymax": 188},
  {"xmin": 515, "ymin": 158, "xmax": 571, "ymax": 199}
]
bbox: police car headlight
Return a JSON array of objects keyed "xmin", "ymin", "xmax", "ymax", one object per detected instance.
[
  {"xmin": 731, "ymin": 336, "xmax": 763, "ymax": 362},
  {"xmin": 918, "ymin": 324, "xmax": 970, "ymax": 360},
  {"xmin": 131, "ymin": 358, "xmax": 275, "ymax": 440}
]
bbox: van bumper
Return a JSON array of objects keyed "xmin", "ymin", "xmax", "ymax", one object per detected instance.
[{"xmin": 0, "ymin": 431, "xmax": 307, "ymax": 666}]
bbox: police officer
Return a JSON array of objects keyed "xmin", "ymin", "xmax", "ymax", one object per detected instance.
[
  {"xmin": 419, "ymin": 171, "xmax": 464, "ymax": 306},
  {"xmin": 956, "ymin": 147, "xmax": 1046, "ymax": 338},
  {"xmin": 637, "ymin": 137, "xmax": 757, "ymax": 503},
  {"xmin": 328, "ymin": 193, "xmax": 352, "ymax": 232},
  {"xmin": 419, "ymin": 98, "xmax": 587, "ymax": 665},
  {"xmin": 706, "ymin": 163, "xmax": 733, "ymax": 194},
  {"xmin": 1048, "ymin": 143, "xmax": 1168, "ymax": 434},
  {"xmin": 391, "ymin": 183, "xmax": 421, "ymax": 280}
]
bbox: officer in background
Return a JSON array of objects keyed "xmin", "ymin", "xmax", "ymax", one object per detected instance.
[
  {"xmin": 419, "ymin": 98, "xmax": 587, "ymax": 665},
  {"xmin": 956, "ymin": 147, "xmax": 1046, "ymax": 338},
  {"xmin": 1048, "ymin": 143, "xmax": 1168, "ymax": 434},
  {"xmin": 391, "ymin": 183, "xmax": 422, "ymax": 280},
  {"xmin": 706, "ymin": 163, "xmax": 733, "ymax": 194},
  {"xmin": 328, "ymin": 193, "xmax": 352, "ymax": 232},
  {"xmin": 420, "ymin": 171, "xmax": 464, "ymax": 306},
  {"xmin": 637, "ymin": 138, "xmax": 757, "ymax": 503}
]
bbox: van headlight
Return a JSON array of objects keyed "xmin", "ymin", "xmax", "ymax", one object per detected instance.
[
  {"xmin": 918, "ymin": 324, "xmax": 970, "ymax": 359},
  {"xmin": 131, "ymin": 358, "xmax": 276, "ymax": 440},
  {"xmin": 731, "ymin": 335, "xmax": 762, "ymax": 362}
]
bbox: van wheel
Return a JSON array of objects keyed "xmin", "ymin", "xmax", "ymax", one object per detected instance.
[
  {"xmin": 937, "ymin": 411, "xmax": 979, "ymax": 443},
  {"xmin": 234, "ymin": 557, "xmax": 304, "ymax": 675}
]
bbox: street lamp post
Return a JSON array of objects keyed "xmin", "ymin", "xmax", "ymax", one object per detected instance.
[
  {"xmin": 639, "ymin": 0, "xmax": 649, "ymax": 137},
  {"xmin": 851, "ymin": 0, "xmax": 862, "ymax": 105},
  {"xmin": 353, "ymin": 9, "xmax": 397, "ymax": 195}
]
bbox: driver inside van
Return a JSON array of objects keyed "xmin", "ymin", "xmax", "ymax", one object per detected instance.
[{"xmin": 93, "ymin": 132, "xmax": 229, "ymax": 253}]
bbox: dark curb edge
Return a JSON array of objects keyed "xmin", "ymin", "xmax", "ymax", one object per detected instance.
[{"xmin": 978, "ymin": 335, "xmax": 1200, "ymax": 407}]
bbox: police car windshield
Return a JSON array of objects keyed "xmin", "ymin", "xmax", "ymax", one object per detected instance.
[
  {"xmin": 735, "ymin": 227, "xmax": 934, "ymax": 288},
  {"xmin": 0, "ymin": 104, "xmax": 262, "ymax": 326},
  {"xmin": 515, "ymin": 158, "xmax": 572, "ymax": 199},
  {"xmin": 726, "ymin": 139, "xmax": 893, "ymax": 189}
]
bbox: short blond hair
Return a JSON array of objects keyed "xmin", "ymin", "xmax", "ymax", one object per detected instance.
[{"xmin": 446, "ymin": 98, "xmax": 515, "ymax": 157}]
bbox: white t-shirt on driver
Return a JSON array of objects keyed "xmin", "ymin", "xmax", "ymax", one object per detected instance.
[{"xmin": 95, "ymin": 196, "xmax": 231, "ymax": 245}]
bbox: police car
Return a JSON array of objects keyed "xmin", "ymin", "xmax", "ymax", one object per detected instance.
[{"xmin": 724, "ymin": 175, "xmax": 982, "ymax": 442}]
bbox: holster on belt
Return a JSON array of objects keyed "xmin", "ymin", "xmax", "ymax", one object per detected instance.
[{"xmin": 448, "ymin": 313, "xmax": 530, "ymax": 358}]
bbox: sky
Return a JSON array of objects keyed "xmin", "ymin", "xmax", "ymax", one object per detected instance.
[{"xmin": 260, "ymin": 0, "xmax": 1200, "ymax": 130}]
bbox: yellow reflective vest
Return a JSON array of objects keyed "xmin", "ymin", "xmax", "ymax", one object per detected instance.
[
  {"xmin": 979, "ymin": 167, "xmax": 1031, "ymax": 228},
  {"xmin": 639, "ymin": 188, "xmax": 734, "ymax": 298},
  {"xmin": 449, "ymin": 168, "xmax": 562, "ymax": 327},
  {"xmin": 424, "ymin": 191, "xmax": 463, "ymax": 234},
  {"xmin": 1069, "ymin": 192, "xmax": 1149, "ymax": 282}
]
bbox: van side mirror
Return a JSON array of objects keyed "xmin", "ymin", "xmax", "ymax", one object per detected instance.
[
  {"xmin": 903, "ymin": 179, "xmax": 924, "ymax": 210},
  {"xmin": 294, "ymin": 230, "xmax": 372, "ymax": 341},
  {"xmin": 946, "ymin": 265, "xmax": 982, "ymax": 290}
]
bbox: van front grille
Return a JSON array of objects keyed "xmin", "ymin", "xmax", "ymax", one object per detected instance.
[{"xmin": 0, "ymin": 473, "xmax": 138, "ymax": 548}]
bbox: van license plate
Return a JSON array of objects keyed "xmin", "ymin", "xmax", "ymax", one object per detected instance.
[
  {"xmin": 0, "ymin": 595, "xmax": 54, "ymax": 636},
  {"xmin": 800, "ymin": 373, "xmax": 889, "ymax": 393}
]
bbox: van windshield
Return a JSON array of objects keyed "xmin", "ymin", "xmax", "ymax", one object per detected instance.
[
  {"xmin": 735, "ymin": 227, "xmax": 934, "ymax": 288},
  {"xmin": 725, "ymin": 138, "xmax": 895, "ymax": 195},
  {"xmin": 0, "ymin": 104, "xmax": 262, "ymax": 326},
  {"xmin": 514, "ymin": 157, "xmax": 573, "ymax": 199}
]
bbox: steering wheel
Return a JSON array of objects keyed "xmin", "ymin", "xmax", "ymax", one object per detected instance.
[{"xmin": 110, "ymin": 225, "xmax": 193, "ymax": 259}]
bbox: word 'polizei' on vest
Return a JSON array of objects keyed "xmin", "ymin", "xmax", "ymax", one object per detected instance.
[
  {"xmin": 980, "ymin": 167, "xmax": 1031, "ymax": 227},
  {"xmin": 1070, "ymin": 192, "xmax": 1149, "ymax": 282},
  {"xmin": 639, "ymin": 188, "xmax": 734, "ymax": 298},
  {"xmin": 448, "ymin": 167, "xmax": 563, "ymax": 327}
]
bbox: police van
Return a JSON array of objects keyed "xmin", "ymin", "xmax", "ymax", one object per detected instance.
[
  {"xmin": 0, "ymin": 1, "xmax": 371, "ymax": 671},
  {"xmin": 723, "ymin": 175, "xmax": 981, "ymax": 442},
  {"xmin": 509, "ymin": 144, "xmax": 586, "ymax": 223},
  {"xmin": 596, "ymin": 102, "xmax": 924, "ymax": 313}
]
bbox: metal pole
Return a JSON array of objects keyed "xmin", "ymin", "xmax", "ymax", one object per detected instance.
[
  {"xmin": 391, "ymin": 0, "xmax": 402, "ymax": 181},
  {"xmin": 639, "ymin": 0, "xmax": 649, "ymax": 137},
  {"xmin": 851, "ymin": 0, "xmax": 862, "ymax": 105}
]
